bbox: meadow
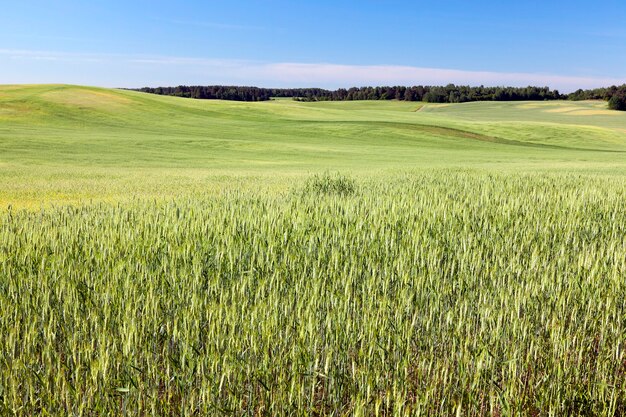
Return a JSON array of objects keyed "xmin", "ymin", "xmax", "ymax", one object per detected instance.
[
  {"xmin": 1, "ymin": 85, "xmax": 626, "ymax": 415},
  {"xmin": 1, "ymin": 85, "xmax": 626, "ymax": 207}
]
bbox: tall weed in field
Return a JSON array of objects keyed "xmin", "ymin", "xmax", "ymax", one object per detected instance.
[{"xmin": 301, "ymin": 171, "xmax": 357, "ymax": 196}]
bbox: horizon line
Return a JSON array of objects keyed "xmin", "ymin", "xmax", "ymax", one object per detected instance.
[{"xmin": 1, "ymin": 49, "xmax": 624, "ymax": 93}]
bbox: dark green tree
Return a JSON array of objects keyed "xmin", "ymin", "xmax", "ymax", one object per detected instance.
[{"xmin": 608, "ymin": 95, "xmax": 626, "ymax": 111}]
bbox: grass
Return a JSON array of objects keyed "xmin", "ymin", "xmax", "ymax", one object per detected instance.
[
  {"xmin": 1, "ymin": 85, "xmax": 626, "ymax": 415},
  {"xmin": 301, "ymin": 171, "xmax": 357, "ymax": 196},
  {"xmin": 1, "ymin": 84, "xmax": 626, "ymax": 206}
]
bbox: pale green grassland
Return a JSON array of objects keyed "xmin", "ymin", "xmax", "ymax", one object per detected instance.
[
  {"xmin": 1, "ymin": 85, "xmax": 626, "ymax": 206},
  {"xmin": 1, "ymin": 85, "xmax": 626, "ymax": 415}
]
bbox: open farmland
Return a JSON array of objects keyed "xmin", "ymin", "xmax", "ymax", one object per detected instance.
[
  {"xmin": 1, "ymin": 85, "xmax": 626, "ymax": 207},
  {"xmin": 1, "ymin": 85, "xmax": 626, "ymax": 415}
]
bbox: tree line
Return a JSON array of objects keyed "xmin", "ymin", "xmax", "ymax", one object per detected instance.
[
  {"xmin": 133, "ymin": 83, "xmax": 626, "ymax": 110},
  {"xmin": 568, "ymin": 85, "xmax": 626, "ymax": 111},
  {"xmin": 297, "ymin": 85, "xmax": 564, "ymax": 103},
  {"xmin": 133, "ymin": 86, "xmax": 330, "ymax": 102},
  {"xmin": 134, "ymin": 85, "xmax": 563, "ymax": 103}
]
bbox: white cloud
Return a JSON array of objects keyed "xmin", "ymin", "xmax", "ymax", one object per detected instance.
[
  {"xmin": 258, "ymin": 63, "xmax": 625, "ymax": 92},
  {"xmin": 0, "ymin": 49, "xmax": 623, "ymax": 92}
]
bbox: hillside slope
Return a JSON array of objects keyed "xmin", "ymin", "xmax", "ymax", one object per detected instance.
[{"xmin": 1, "ymin": 85, "xmax": 626, "ymax": 205}]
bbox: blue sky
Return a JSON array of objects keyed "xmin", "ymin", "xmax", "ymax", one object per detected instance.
[{"xmin": 1, "ymin": 0, "xmax": 625, "ymax": 91}]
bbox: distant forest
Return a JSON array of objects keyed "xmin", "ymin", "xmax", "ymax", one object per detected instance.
[
  {"xmin": 568, "ymin": 85, "xmax": 626, "ymax": 110},
  {"xmin": 134, "ymin": 84, "xmax": 626, "ymax": 109}
]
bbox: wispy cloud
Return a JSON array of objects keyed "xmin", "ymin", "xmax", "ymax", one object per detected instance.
[
  {"xmin": 153, "ymin": 17, "xmax": 272, "ymax": 32},
  {"xmin": 0, "ymin": 49, "xmax": 623, "ymax": 92},
  {"xmin": 0, "ymin": 49, "xmax": 107, "ymax": 62},
  {"xmin": 259, "ymin": 63, "xmax": 626, "ymax": 91}
]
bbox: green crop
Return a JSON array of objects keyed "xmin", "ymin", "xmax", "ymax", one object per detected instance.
[
  {"xmin": 301, "ymin": 171, "xmax": 357, "ymax": 196},
  {"xmin": 2, "ymin": 85, "xmax": 626, "ymax": 414},
  {"xmin": 1, "ymin": 171, "xmax": 625, "ymax": 416}
]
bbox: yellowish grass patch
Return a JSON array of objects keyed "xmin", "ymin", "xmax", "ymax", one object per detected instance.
[
  {"xmin": 567, "ymin": 109, "xmax": 619, "ymax": 116},
  {"xmin": 517, "ymin": 103, "xmax": 549, "ymax": 109},
  {"xmin": 0, "ymin": 85, "xmax": 33, "ymax": 91},
  {"xmin": 543, "ymin": 108, "xmax": 618, "ymax": 116},
  {"xmin": 42, "ymin": 88, "xmax": 133, "ymax": 110},
  {"xmin": 544, "ymin": 107, "xmax": 579, "ymax": 113}
]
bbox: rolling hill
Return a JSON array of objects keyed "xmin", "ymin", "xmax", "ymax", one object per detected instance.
[{"xmin": 1, "ymin": 84, "xmax": 626, "ymax": 206}]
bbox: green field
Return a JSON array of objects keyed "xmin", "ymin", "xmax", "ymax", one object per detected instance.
[
  {"xmin": 1, "ymin": 85, "xmax": 626, "ymax": 415},
  {"xmin": 1, "ymin": 85, "xmax": 626, "ymax": 207}
]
